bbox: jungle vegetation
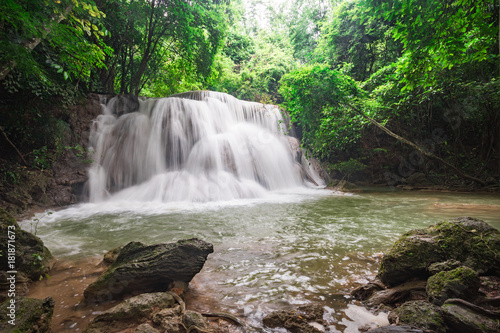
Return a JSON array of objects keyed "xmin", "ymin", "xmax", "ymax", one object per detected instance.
[{"xmin": 0, "ymin": 0, "xmax": 499, "ymax": 186}]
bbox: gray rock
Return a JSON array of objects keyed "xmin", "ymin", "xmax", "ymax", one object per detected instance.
[{"xmin": 84, "ymin": 238, "xmax": 213, "ymax": 303}]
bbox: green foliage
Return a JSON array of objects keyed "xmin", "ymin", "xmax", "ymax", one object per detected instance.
[
  {"xmin": 95, "ymin": 0, "xmax": 228, "ymax": 96},
  {"xmin": 279, "ymin": 64, "xmax": 366, "ymax": 161},
  {"xmin": 332, "ymin": 158, "xmax": 367, "ymax": 180},
  {"xmin": 0, "ymin": 0, "xmax": 110, "ymax": 92},
  {"xmin": 360, "ymin": 0, "xmax": 498, "ymax": 90},
  {"xmin": 316, "ymin": 0, "xmax": 402, "ymax": 80},
  {"xmin": 210, "ymin": 29, "xmax": 297, "ymax": 103}
]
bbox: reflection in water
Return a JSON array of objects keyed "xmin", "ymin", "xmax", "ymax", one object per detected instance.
[{"xmin": 24, "ymin": 190, "xmax": 500, "ymax": 331}]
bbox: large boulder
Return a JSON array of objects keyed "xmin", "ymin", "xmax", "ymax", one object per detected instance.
[
  {"xmin": 0, "ymin": 296, "xmax": 55, "ymax": 333},
  {"xmin": 427, "ymin": 266, "xmax": 481, "ymax": 306},
  {"xmin": 84, "ymin": 238, "xmax": 213, "ymax": 303},
  {"xmin": 377, "ymin": 217, "xmax": 500, "ymax": 287},
  {"xmin": 0, "ymin": 208, "xmax": 54, "ymax": 301}
]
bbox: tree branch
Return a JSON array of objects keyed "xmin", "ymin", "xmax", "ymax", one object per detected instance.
[
  {"xmin": 0, "ymin": 126, "xmax": 29, "ymax": 166},
  {"xmin": 345, "ymin": 103, "xmax": 487, "ymax": 186}
]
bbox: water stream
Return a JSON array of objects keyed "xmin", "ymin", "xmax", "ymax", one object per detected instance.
[
  {"xmin": 23, "ymin": 190, "xmax": 500, "ymax": 332},
  {"xmin": 21, "ymin": 92, "xmax": 500, "ymax": 332}
]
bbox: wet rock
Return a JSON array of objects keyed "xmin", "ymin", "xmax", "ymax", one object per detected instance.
[
  {"xmin": 388, "ymin": 300, "xmax": 448, "ymax": 333},
  {"xmin": 442, "ymin": 298, "xmax": 500, "ymax": 333},
  {"xmin": 262, "ymin": 304, "xmax": 324, "ymax": 333},
  {"xmin": 367, "ymin": 325, "xmax": 424, "ymax": 332},
  {"xmin": 427, "ymin": 266, "xmax": 481, "ymax": 306},
  {"xmin": 377, "ymin": 217, "xmax": 500, "ymax": 287},
  {"xmin": 84, "ymin": 238, "xmax": 213, "ymax": 303},
  {"xmin": 0, "ymin": 296, "xmax": 55, "ymax": 333},
  {"xmin": 0, "ymin": 208, "xmax": 54, "ymax": 301},
  {"xmin": 367, "ymin": 280, "xmax": 427, "ymax": 307}
]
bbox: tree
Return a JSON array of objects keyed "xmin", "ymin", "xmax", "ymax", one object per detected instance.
[
  {"xmin": 0, "ymin": 0, "xmax": 110, "ymax": 86},
  {"xmin": 95, "ymin": 0, "xmax": 228, "ymax": 96},
  {"xmin": 360, "ymin": 0, "xmax": 498, "ymax": 89},
  {"xmin": 316, "ymin": 0, "xmax": 402, "ymax": 81},
  {"xmin": 279, "ymin": 64, "xmax": 365, "ymax": 162}
]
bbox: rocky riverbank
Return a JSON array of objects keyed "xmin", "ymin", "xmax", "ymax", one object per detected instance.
[
  {"xmin": 2, "ymin": 207, "xmax": 500, "ymax": 332},
  {"xmin": 351, "ymin": 216, "xmax": 500, "ymax": 332}
]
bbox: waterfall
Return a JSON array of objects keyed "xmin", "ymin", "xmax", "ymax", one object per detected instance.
[{"xmin": 88, "ymin": 91, "xmax": 325, "ymax": 203}]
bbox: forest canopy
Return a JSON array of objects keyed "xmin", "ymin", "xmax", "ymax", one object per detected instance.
[{"xmin": 1, "ymin": 0, "xmax": 499, "ymax": 186}]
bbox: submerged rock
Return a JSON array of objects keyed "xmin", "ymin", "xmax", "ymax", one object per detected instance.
[
  {"xmin": 84, "ymin": 238, "xmax": 213, "ymax": 303},
  {"xmin": 262, "ymin": 304, "xmax": 325, "ymax": 333},
  {"xmin": 0, "ymin": 208, "xmax": 54, "ymax": 301},
  {"xmin": 84, "ymin": 291, "xmax": 209, "ymax": 333},
  {"xmin": 427, "ymin": 266, "xmax": 480, "ymax": 306},
  {"xmin": 377, "ymin": 217, "xmax": 500, "ymax": 287},
  {"xmin": 0, "ymin": 296, "xmax": 55, "ymax": 333}
]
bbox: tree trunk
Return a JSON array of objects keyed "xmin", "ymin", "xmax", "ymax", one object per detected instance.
[{"xmin": 346, "ymin": 103, "xmax": 487, "ymax": 186}]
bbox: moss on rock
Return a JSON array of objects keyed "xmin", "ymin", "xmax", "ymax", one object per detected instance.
[
  {"xmin": 389, "ymin": 300, "xmax": 448, "ymax": 333},
  {"xmin": 377, "ymin": 217, "xmax": 500, "ymax": 287},
  {"xmin": 427, "ymin": 266, "xmax": 480, "ymax": 306}
]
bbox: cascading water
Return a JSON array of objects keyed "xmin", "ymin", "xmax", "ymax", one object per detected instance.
[{"xmin": 88, "ymin": 91, "xmax": 325, "ymax": 203}]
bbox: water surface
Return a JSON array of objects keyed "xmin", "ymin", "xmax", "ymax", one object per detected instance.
[{"xmin": 23, "ymin": 189, "xmax": 500, "ymax": 332}]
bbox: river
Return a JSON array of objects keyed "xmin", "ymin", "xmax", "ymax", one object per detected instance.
[{"xmin": 22, "ymin": 188, "xmax": 500, "ymax": 332}]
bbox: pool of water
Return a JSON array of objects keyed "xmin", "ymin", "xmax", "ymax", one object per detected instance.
[{"xmin": 22, "ymin": 188, "xmax": 500, "ymax": 332}]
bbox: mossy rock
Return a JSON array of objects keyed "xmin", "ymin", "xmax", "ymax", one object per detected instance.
[
  {"xmin": 0, "ymin": 296, "xmax": 55, "ymax": 333},
  {"xmin": 427, "ymin": 266, "xmax": 480, "ymax": 306},
  {"xmin": 0, "ymin": 208, "xmax": 54, "ymax": 301},
  {"xmin": 388, "ymin": 300, "xmax": 448, "ymax": 333},
  {"xmin": 377, "ymin": 217, "xmax": 500, "ymax": 286}
]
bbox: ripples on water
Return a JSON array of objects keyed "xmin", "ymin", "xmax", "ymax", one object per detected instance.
[{"xmin": 23, "ymin": 189, "xmax": 500, "ymax": 332}]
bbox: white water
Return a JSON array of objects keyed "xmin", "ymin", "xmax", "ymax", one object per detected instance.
[{"xmin": 88, "ymin": 91, "xmax": 324, "ymax": 203}]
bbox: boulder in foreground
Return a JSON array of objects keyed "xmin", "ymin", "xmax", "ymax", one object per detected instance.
[{"xmin": 84, "ymin": 238, "xmax": 213, "ymax": 303}]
